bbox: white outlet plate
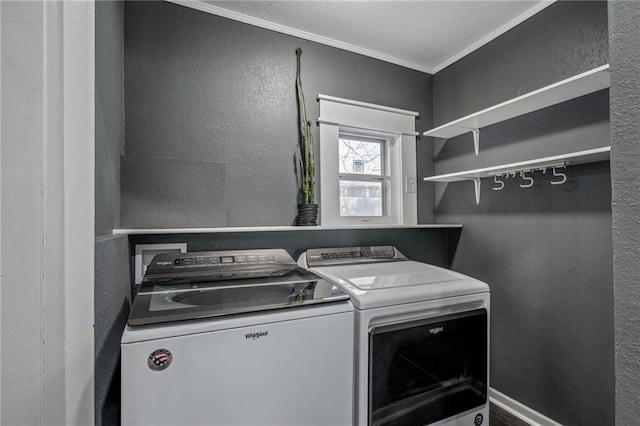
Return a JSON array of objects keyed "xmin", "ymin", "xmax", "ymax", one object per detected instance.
[{"xmin": 134, "ymin": 243, "xmax": 187, "ymax": 284}]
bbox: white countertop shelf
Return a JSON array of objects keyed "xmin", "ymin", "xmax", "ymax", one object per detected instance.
[
  {"xmin": 424, "ymin": 146, "xmax": 611, "ymax": 183},
  {"xmin": 424, "ymin": 64, "xmax": 610, "ymax": 154},
  {"xmin": 114, "ymin": 224, "xmax": 463, "ymax": 235}
]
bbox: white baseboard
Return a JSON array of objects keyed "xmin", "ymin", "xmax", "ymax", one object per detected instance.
[{"xmin": 489, "ymin": 388, "xmax": 563, "ymax": 426}]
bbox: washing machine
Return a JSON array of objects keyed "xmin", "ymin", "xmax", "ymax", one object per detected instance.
[
  {"xmin": 121, "ymin": 248, "xmax": 354, "ymax": 426},
  {"xmin": 298, "ymin": 246, "xmax": 490, "ymax": 426}
]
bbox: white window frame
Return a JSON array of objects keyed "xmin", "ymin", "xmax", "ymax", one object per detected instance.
[{"xmin": 318, "ymin": 94, "xmax": 418, "ymax": 226}]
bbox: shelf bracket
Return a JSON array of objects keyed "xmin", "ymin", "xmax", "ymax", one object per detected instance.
[
  {"xmin": 468, "ymin": 178, "xmax": 481, "ymax": 205},
  {"xmin": 472, "ymin": 128, "xmax": 480, "ymax": 155}
]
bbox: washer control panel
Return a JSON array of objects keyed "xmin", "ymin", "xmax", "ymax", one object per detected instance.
[
  {"xmin": 145, "ymin": 249, "xmax": 296, "ymax": 280},
  {"xmin": 305, "ymin": 246, "xmax": 406, "ymax": 267},
  {"xmin": 170, "ymin": 253, "xmax": 277, "ymax": 267}
]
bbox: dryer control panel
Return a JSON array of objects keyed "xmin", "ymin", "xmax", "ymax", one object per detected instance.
[{"xmin": 304, "ymin": 246, "xmax": 407, "ymax": 267}]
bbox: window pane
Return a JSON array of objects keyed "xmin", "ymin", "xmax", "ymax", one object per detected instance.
[
  {"xmin": 339, "ymin": 180, "xmax": 383, "ymax": 216},
  {"xmin": 339, "ymin": 137, "xmax": 383, "ymax": 175}
]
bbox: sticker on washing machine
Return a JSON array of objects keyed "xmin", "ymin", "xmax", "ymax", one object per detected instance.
[
  {"xmin": 147, "ymin": 349, "xmax": 173, "ymax": 371},
  {"xmin": 474, "ymin": 413, "xmax": 484, "ymax": 425}
]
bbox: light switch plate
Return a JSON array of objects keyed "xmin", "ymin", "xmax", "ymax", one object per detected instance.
[{"xmin": 405, "ymin": 175, "xmax": 416, "ymax": 193}]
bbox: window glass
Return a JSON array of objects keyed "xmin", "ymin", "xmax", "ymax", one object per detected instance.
[
  {"xmin": 339, "ymin": 137, "xmax": 383, "ymax": 175},
  {"xmin": 339, "ymin": 180, "xmax": 383, "ymax": 216},
  {"xmin": 338, "ymin": 135, "xmax": 386, "ymax": 217}
]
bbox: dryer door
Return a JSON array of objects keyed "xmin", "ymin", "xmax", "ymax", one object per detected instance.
[{"xmin": 369, "ymin": 309, "xmax": 487, "ymax": 426}]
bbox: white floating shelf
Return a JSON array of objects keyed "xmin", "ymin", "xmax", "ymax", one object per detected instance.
[
  {"xmin": 424, "ymin": 147, "xmax": 611, "ymax": 183},
  {"xmin": 424, "ymin": 64, "xmax": 610, "ymax": 154},
  {"xmin": 424, "ymin": 146, "xmax": 611, "ymax": 204}
]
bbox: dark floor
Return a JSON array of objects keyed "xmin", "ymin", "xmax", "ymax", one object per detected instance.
[{"xmin": 490, "ymin": 402, "xmax": 531, "ymax": 426}]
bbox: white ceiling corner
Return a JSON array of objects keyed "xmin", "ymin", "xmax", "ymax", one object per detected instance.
[{"xmin": 169, "ymin": 0, "xmax": 556, "ymax": 74}]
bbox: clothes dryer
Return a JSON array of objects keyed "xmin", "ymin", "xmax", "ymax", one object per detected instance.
[{"xmin": 298, "ymin": 246, "xmax": 490, "ymax": 426}]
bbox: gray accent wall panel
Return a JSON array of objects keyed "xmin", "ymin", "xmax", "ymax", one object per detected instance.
[
  {"xmin": 120, "ymin": 156, "xmax": 227, "ymax": 228},
  {"xmin": 432, "ymin": 1, "xmax": 613, "ymax": 424},
  {"xmin": 96, "ymin": 0, "xmax": 124, "ymax": 236},
  {"xmin": 95, "ymin": 235, "xmax": 130, "ymax": 426},
  {"xmin": 608, "ymin": 1, "xmax": 640, "ymax": 424},
  {"xmin": 124, "ymin": 1, "xmax": 434, "ymax": 227}
]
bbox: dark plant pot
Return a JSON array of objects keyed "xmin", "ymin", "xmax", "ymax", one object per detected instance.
[{"xmin": 297, "ymin": 203, "xmax": 319, "ymax": 226}]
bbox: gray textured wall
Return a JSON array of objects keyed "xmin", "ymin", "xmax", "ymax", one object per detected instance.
[
  {"xmin": 433, "ymin": 2, "xmax": 613, "ymax": 424},
  {"xmin": 608, "ymin": 1, "xmax": 640, "ymax": 424},
  {"xmin": 96, "ymin": 0, "xmax": 124, "ymax": 237},
  {"xmin": 123, "ymin": 1, "xmax": 434, "ymax": 228},
  {"xmin": 433, "ymin": 0, "xmax": 609, "ymax": 126},
  {"xmin": 95, "ymin": 2, "xmax": 127, "ymax": 425},
  {"xmin": 95, "ymin": 235, "xmax": 130, "ymax": 426}
]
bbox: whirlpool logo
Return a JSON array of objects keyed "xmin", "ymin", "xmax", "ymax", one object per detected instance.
[
  {"xmin": 245, "ymin": 330, "xmax": 268, "ymax": 340},
  {"xmin": 429, "ymin": 326, "xmax": 444, "ymax": 335}
]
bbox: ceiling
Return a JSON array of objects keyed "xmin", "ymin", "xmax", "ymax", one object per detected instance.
[{"xmin": 174, "ymin": 0, "xmax": 555, "ymax": 74}]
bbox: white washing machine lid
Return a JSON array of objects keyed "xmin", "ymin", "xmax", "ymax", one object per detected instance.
[
  {"xmin": 300, "ymin": 247, "xmax": 489, "ymax": 310},
  {"xmin": 128, "ymin": 249, "xmax": 350, "ymax": 327}
]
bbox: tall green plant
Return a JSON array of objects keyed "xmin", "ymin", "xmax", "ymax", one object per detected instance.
[{"xmin": 295, "ymin": 47, "xmax": 315, "ymax": 204}]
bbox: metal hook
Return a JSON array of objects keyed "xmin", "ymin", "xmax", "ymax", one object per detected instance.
[
  {"xmin": 493, "ymin": 175, "xmax": 504, "ymax": 191},
  {"xmin": 520, "ymin": 170, "xmax": 534, "ymax": 188},
  {"xmin": 550, "ymin": 167, "xmax": 567, "ymax": 185}
]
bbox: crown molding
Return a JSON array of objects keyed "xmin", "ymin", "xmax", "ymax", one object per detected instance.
[
  {"xmin": 166, "ymin": 0, "xmax": 433, "ymax": 73},
  {"xmin": 432, "ymin": 0, "xmax": 556, "ymax": 73},
  {"xmin": 166, "ymin": 0, "xmax": 555, "ymax": 76}
]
